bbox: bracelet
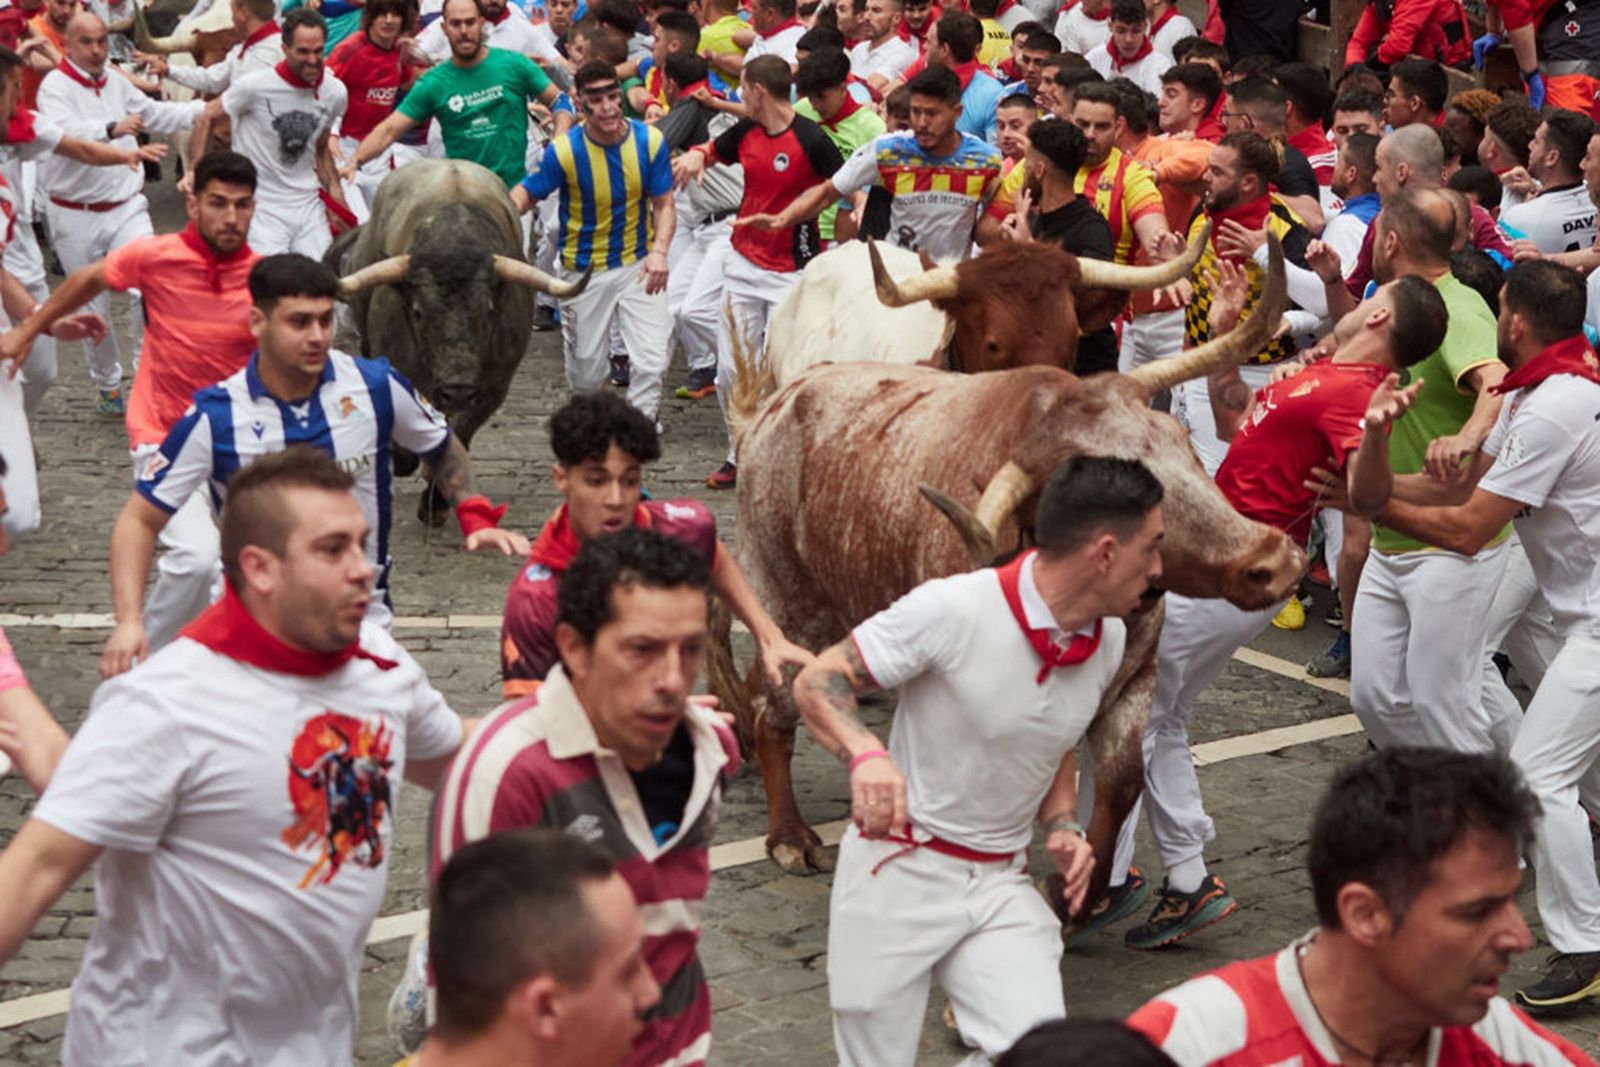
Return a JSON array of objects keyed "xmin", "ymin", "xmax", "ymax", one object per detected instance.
[
  {"xmin": 1043, "ymin": 814, "xmax": 1085, "ymax": 837},
  {"xmin": 848, "ymin": 748, "xmax": 890, "ymax": 773}
]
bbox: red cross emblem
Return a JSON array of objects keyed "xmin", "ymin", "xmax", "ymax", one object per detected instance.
[{"xmin": 1566, "ymin": 18, "xmax": 1581, "ymax": 35}]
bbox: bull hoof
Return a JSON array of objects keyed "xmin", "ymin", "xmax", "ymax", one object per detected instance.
[
  {"xmin": 416, "ymin": 486, "xmax": 451, "ymax": 527},
  {"xmin": 769, "ymin": 842, "xmax": 814, "ymax": 874},
  {"xmin": 767, "ymin": 833, "xmax": 836, "ymax": 874}
]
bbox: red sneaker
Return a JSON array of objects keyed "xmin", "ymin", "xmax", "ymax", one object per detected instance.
[{"xmin": 706, "ymin": 462, "xmax": 737, "ymax": 490}]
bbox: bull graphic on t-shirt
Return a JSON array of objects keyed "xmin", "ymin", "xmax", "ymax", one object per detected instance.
[
  {"xmin": 267, "ymin": 102, "xmax": 325, "ymax": 165},
  {"xmin": 283, "ymin": 711, "xmax": 394, "ymax": 888}
]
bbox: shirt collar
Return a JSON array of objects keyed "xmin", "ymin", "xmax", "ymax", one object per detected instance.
[
  {"xmin": 1015, "ymin": 553, "xmax": 1099, "ymax": 641},
  {"xmin": 60, "ymin": 58, "xmax": 108, "ymax": 91},
  {"xmin": 244, "ymin": 349, "xmax": 338, "ymax": 401},
  {"xmin": 540, "ymin": 664, "xmax": 732, "ymax": 778}
]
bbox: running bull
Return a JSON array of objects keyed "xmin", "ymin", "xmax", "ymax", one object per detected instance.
[
  {"xmin": 762, "ymin": 226, "xmax": 1207, "ymax": 385},
  {"xmin": 710, "ymin": 239, "xmax": 1302, "ymax": 923},
  {"xmin": 328, "ymin": 159, "xmax": 587, "ymax": 520}
]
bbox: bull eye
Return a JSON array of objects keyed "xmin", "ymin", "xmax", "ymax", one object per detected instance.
[{"xmin": 985, "ymin": 339, "xmax": 1000, "ymax": 353}]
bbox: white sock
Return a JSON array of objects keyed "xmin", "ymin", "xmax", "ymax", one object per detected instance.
[{"xmin": 1168, "ymin": 856, "xmax": 1208, "ymax": 895}]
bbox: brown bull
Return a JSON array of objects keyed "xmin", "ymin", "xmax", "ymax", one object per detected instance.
[{"xmin": 708, "ymin": 239, "xmax": 1300, "ymax": 923}]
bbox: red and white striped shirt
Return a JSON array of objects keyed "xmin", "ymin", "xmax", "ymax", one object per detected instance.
[{"xmin": 1129, "ymin": 936, "xmax": 1597, "ymax": 1067}]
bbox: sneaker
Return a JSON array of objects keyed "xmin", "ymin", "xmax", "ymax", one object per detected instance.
[
  {"xmin": 1324, "ymin": 600, "xmax": 1344, "ymax": 628},
  {"xmin": 1124, "ymin": 874, "xmax": 1239, "ymax": 950},
  {"xmin": 1307, "ymin": 561, "xmax": 1332, "ymax": 587},
  {"xmin": 1271, "ymin": 594, "xmax": 1305, "ymax": 631},
  {"xmin": 609, "ymin": 355, "xmax": 630, "ymax": 387},
  {"xmin": 676, "ymin": 366, "xmax": 717, "ymax": 399},
  {"xmin": 1067, "ymin": 866, "xmax": 1151, "ymax": 938},
  {"xmin": 532, "ymin": 304, "xmax": 558, "ymax": 332},
  {"xmin": 96, "ymin": 387, "xmax": 125, "ymax": 418},
  {"xmin": 1306, "ymin": 631, "xmax": 1351, "ymax": 679},
  {"xmin": 385, "ymin": 929, "xmax": 431, "ymax": 1054},
  {"xmin": 1513, "ymin": 951, "xmax": 1600, "ymax": 1016},
  {"xmin": 706, "ymin": 461, "xmax": 737, "ymax": 490}
]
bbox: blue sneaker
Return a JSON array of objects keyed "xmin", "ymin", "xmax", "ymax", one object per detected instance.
[
  {"xmin": 96, "ymin": 387, "xmax": 125, "ymax": 418},
  {"xmin": 1306, "ymin": 630, "xmax": 1351, "ymax": 679}
]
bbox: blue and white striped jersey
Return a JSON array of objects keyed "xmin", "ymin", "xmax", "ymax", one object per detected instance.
[{"xmin": 136, "ymin": 350, "xmax": 452, "ymax": 585}]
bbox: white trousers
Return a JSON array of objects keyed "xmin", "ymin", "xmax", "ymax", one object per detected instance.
[
  {"xmin": 533, "ymin": 197, "xmax": 561, "ymax": 310},
  {"xmin": 46, "ymin": 195, "xmax": 153, "ymax": 392},
  {"xmin": 1513, "ymin": 636, "xmax": 1600, "ymax": 953},
  {"xmin": 131, "ymin": 445, "xmax": 221, "ymax": 650},
  {"xmin": 715, "ymin": 248, "xmax": 800, "ymax": 463},
  {"xmin": 1181, "ymin": 364, "xmax": 1274, "ymax": 477},
  {"xmin": 828, "ymin": 826, "xmax": 1064, "ymax": 1066},
  {"xmin": 1117, "ymin": 308, "xmax": 1184, "ymax": 374},
  {"xmin": 1481, "ymin": 535, "xmax": 1560, "ymax": 751},
  {"xmin": 248, "ymin": 195, "xmax": 332, "ymax": 258},
  {"xmin": 0, "ymin": 359, "xmax": 39, "ymax": 540},
  {"xmin": 1350, "ymin": 542, "xmax": 1510, "ymax": 753},
  {"xmin": 336, "ymin": 137, "xmax": 422, "ymax": 224},
  {"xmin": 4, "ymin": 199, "xmax": 58, "ymax": 415},
  {"xmin": 668, "ymin": 218, "xmax": 730, "ymax": 376},
  {"xmin": 558, "ymin": 261, "xmax": 670, "ymax": 421},
  {"xmin": 1105, "ymin": 592, "xmax": 1284, "ymax": 878}
]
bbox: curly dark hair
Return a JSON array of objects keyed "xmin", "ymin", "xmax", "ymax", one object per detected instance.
[
  {"xmin": 556, "ymin": 528, "xmax": 710, "ymax": 644},
  {"xmin": 548, "ymin": 393, "xmax": 662, "ymax": 468}
]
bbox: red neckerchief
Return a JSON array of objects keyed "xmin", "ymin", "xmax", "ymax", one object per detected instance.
[
  {"xmin": 901, "ymin": 8, "xmax": 939, "ymax": 44},
  {"xmin": 996, "ymin": 0, "xmax": 1016, "ymax": 13},
  {"xmin": 1491, "ymin": 335, "xmax": 1600, "ymax": 394},
  {"xmin": 487, "ymin": 4, "xmax": 512, "ymax": 22},
  {"xmin": 756, "ymin": 16, "xmax": 799, "ymax": 37},
  {"xmin": 180, "ymin": 584, "xmax": 398, "ymax": 676},
  {"xmin": 995, "ymin": 551, "xmax": 1103, "ymax": 685},
  {"xmin": 1208, "ymin": 194, "xmax": 1271, "ymax": 262},
  {"xmin": 820, "ymin": 90, "xmax": 863, "ymax": 129},
  {"xmin": 1106, "ymin": 35, "xmax": 1152, "ymax": 70},
  {"xmin": 275, "ymin": 58, "xmax": 324, "ymax": 97},
  {"xmin": 177, "ymin": 221, "xmax": 253, "ymax": 292},
  {"xmin": 1149, "ymin": 3, "xmax": 1178, "ymax": 34},
  {"xmin": 528, "ymin": 503, "xmax": 653, "ymax": 572},
  {"xmin": 949, "ymin": 58, "xmax": 983, "ymax": 91},
  {"xmin": 238, "ymin": 18, "xmax": 279, "ymax": 58},
  {"xmin": 1195, "ymin": 93, "xmax": 1226, "ymax": 143},
  {"xmin": 57, "ymin": 59, "xmax": 107, "ymax": 93},
  {"xmin": 5, "ymin": 105, "xmax": 37, "ymax": 144},
  {"xmin": 679, "ymin": 77, "xmax": 721, "ymax": 99}
]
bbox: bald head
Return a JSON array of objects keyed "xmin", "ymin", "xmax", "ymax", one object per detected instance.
[
  {"xmin": 1377, "ymin": 187, "xmax": 1456, "ymax": 271},
  {"xmin": 1381, "ymin": 126, "xmax": 1445, "ymax": 189},
  {"xmin": 65, "ymin": 12, "xmax": 110, "ymax": 75}
]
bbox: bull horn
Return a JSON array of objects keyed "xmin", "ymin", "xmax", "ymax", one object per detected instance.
[
  {"xmin": 1125, "ymin": 231, "xmax": 1289, "ymax": 396},
  {"xmin": 869, "ymin": 238, "xmax": 959, "ymax": 307},
  {"xmin": 919, "ymin": 460, "xmax": 1035, "ymax": 567},
  {"xmin": 493, "ymin": 255, "xmax": 590, "ymax": 298},
  {"xmin": 337, "ymin": 254, "xmax": 410, "ymax": 298},
  {"xmin": 132, "ymin": 5, "xmax": 200, "ymax": 54},
  {"xmin": 1074, "ymin": 220, "xmax": 1210, "ymax": 291}
]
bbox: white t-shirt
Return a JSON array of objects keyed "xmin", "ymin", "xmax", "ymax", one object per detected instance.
[
  {"xmin": 1480, "ymin": 372, "xmax": 1600, "ymax": 637},
  {"xmin": 1085, "ymin": 44, "xmax": 1172, "ymax": 95},
  {"xmin": 849, "ymin": 33, "xmax": 917, "ymax": 82},
  {"xmin": 1053, "ymin": 5, "xmax": 1110, "ymax": 57},
  {"xmin": 851, "ymin": 553, "xmax": 1126, "ymax": 853},
  {"xmin": 1499, "ymin": 183, "xmax": 1597, "ymax": 255},
  {"xmin": 418, "ymin": 7, "xmax": 563, "ymax": 63},
  {"xmin": 222, "ymin": 66, "xmax": 350, "ymax": 205},
  {"xmin": 166, "ymin": 32, "xmax": 285, "ymax": 96},
  {"xmin": 745, "ymin": 22, "xmax": 804, "ymax": 64},
  {"xmin": 1149, "ymin": 8, "xmax": 1196, "ymax": 55},
  {"xmin": 32, "ymin": 624, "xmax": 464, "ymax": 1067}
]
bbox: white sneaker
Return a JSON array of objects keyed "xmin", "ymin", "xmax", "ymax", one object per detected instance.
[{"xmin": 386, "ymin": 930, "xmax": 430, "ymax": 1055}]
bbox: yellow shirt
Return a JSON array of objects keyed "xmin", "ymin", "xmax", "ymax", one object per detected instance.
[
  {"xmin": 978, "ymin": 17, "xmax": 1011, "ymax": 68},
  {"xmin": 988, "ymin": 146, "xmax": 1163, "ymax": 264},
  {"xmin": 700, "ymin": 13, "xmax": 748, "ymax": 55}
]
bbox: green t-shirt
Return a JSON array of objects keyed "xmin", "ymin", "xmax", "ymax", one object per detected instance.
[
  {"xmin": 1372, "ymin": 271, "xmax": 1511, "ymax": 553},
  {"xmin": 794, "ymin": 99, "xmax": 886, "ymax": 240},
  {"xmin": 398, "ymin": 47, "xmax": 553, "ymax": 187}
]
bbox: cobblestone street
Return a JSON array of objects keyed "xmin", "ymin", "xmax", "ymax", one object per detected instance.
[{"xmin": 2, "ymin": 182, "xmax": 1598, "ymax": 1064}]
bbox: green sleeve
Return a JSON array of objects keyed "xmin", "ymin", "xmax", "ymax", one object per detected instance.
[
  {"xmin": 397, "ymin": 69, "xmax": 437, "ymax": 121},
  {"xmin": 520, "ymin": 53, "xmax": 553, "ymax": 98}
]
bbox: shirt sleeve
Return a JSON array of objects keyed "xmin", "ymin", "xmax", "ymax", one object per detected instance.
[
  {"xmin": 31, "ymin": 682, "xmax": 189, "ymax": 852},
  {"xmin": 1318, "ymin": 378, "xmax": 1372, "ymax": 461},
  {"xmin": 501, "ymin": 566, "xmax": 561, "ymax": 695},
  {"xmin": 830, "ymin": 138, "xmax": 883, "ymax": 196},
  {"xmin": 219, "ymin": 75, "xmax": 254, "ymax": 124},
  {"xmin": 1478, "ymin": 407, "xmax": 1574, "ymax": 510},
  {"xmin": 102, "ymin": 235, "xmax": 149, "ymax": 292},
  {"xmin": 385, "ymin": 365, "xmax": 452, "ymax": 460},
  {"xmin": 849, "ymin": 577, "xmax": 968, "ymax": 690},
  {"xmin": 986, "ymin": 162, "xmax": 1025, "ymax": 221},
  {"xmin": 396, "ymin": 68, "xmax": 437, "ymax": 121},
  {"xmin": 1123, "ymin": 160, "xmax": 1165, "ymax": 224},
  {"xmin": 166, "ymin": 56, "xmax": 234, "ymax": 96},
  {"xmin": 400, "ymin": 653, "xmax": 465, "ymax": 761},
  {"xmin": 710, "ymin": 118, "xmax": 751, "ymax": 165},
  {"xmin": 645, "ymin": 126, "xmax": 673, "ymax": 198},
  {"xmin": 519, "ymin": 139, "xmax": 565, "ymax": 201},
  {"xmin": 518, "ymin": 52, "xmax": 553, "ymax": 98},
  {"xmin": 135, "ymin": 403, "xmax": 216, "ymax": 514},
  {"xmin": 795, "ymin": 118, "xmax": 844, "ymax": 181}
]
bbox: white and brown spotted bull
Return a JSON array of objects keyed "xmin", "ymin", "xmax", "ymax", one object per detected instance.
[
  {"xmin": 763, "ymin": 225, "xmax": 1208, "ymax": 386},
  {"xmin": 708, "ymin": 238, "xmax": 1302, "ymax": 923}
]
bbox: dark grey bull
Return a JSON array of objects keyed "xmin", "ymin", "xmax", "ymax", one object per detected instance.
[{"xmin": 327, "ymin": 159, "xmax": 586, "ymax": 520}]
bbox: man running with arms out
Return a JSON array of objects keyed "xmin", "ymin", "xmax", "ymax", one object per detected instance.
[
  {"xmin": 1, "ymin": 151, "xmax": 261, "ymax": 655},
  {"xmin": 0, "ymin": 447, "xmax": 471, "ymax": 1067},
  {"xmin": 104, "ymin": 254, "xmax": 526, "ymax": 676},
  {"xmin": 512, "ymin": 60, "xmax": 677, "ymax": 424},
  {"xmin": 792, "ymin": 456, "xmax": 1161, "ymax": 1065},
  {"xmin": 1336, "ymin": 260, "xmax": 1600, "ymax": 1016},
  {"xmin": 424, "ymin": 529, "xmax": 737, "ymax": 1066},
  {"xmin": 745, "ymin": 64, "xmax": 1002, "ymax": 264},
  {"xmin": 501, "ymin": 391, "xmax": 809, "ymax": 698},
  {"xmin": 344, "ymin": 0, "xmax": 574, "ymax": 192},
  {"xmin": 1130, "ymin": 748, "xmax": 1593, "ymax": 1067}
]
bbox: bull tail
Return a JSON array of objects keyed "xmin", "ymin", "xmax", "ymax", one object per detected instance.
[
  {"xmin": 725, "ymin": 299, "xmax": 773, "ymax": 456},
  {"xmin": 705, "ymin": 595, "xmax": 757, "ymax": 759}
]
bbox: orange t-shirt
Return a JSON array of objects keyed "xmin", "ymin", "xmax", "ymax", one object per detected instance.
[
  {"xmin": 25, "ymin": 12, "xmax": 68, "ymax": 108},
  {"xmin": 103, "ymin": 226, "xmax": 259, "ymax": 448},
  {"xmin": 1125, "ymin": 133, "xmax": 1212, "ymax": 314}
]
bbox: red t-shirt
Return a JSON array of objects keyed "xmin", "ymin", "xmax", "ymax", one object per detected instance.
[
  {"xmin": 709, "ymin": 115, "xmax": 843, "ymax": 273},
  {"xmin": 327, "ymin": 32, "xmax": 422, "ymax": 142},
  {"xmin": 1213, "ymin": 361, "xmax": 1387, "ymax": 546},
  {"xmin": 500, "ymin": 498, "xmax": 721, "ymax": 696},
  {"xmin": 1287, "ymin": 123, "xmax": 1337, "ymax": 187}
]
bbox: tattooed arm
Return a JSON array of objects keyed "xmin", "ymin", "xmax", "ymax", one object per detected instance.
[
  {"xmin": 1205, "ymin": 255, "xmax": 1259, "ymax": 442},
  {"xmin": 792, "ymin": 639, "xmax": 907, "ymax": 837},
  {"xmin": 421, "ymin": 437, "xmax": 531, "ymax": 556}
]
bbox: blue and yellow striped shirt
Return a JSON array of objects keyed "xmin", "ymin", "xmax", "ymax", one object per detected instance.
[{"xmin": 521, "ymin": 120, "xmax": 674, "ymax": 272}]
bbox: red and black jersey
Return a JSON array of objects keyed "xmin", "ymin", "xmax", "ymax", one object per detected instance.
[
  {"xmin": 327, "ymin": 32, "xmax": 425, "ymax": 143},
  {"xmin": 711, "ymin": 115, "xmax": 843, "ymax": 273}
]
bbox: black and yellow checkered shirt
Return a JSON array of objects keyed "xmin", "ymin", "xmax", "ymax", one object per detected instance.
[{"xmin": 1183, "ymin": 200, "xmax": 1315, "ymax": 365}]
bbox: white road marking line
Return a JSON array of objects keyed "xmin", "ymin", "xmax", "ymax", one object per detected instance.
[{"xmin": 0, "ymin": 614, "xmax": 1358, "ymax": 1030}]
